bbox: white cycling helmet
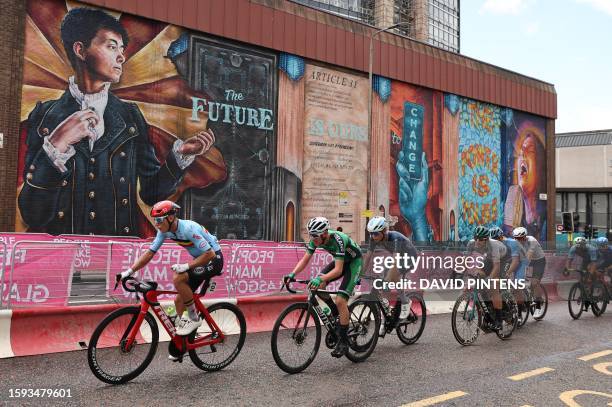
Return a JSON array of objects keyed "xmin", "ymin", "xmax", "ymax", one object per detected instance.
[
  {"xmin": 512, "ymin": 226, "xmax": 527, "ymax": 238},
  {"xmin": 367, "ymin": 216, "xmax": 387, "ymax": 233},
  {"xmin": 574, "ymin": 236, "xmax": 587, "ymax": 245},
  {"xmin": 307, "ymin": 217, "xmax": 330, "ymax": 236}
]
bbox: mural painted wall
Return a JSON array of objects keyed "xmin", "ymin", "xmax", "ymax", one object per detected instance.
[
  {"xmin": 388, "ymin": 82, "xmax": 443, "ymax": 243},
  {"xmin": 11, "ymin": 0, "xmax": 549, "ymax": 243},
  {"xmin": 442, "ymin": 95, "xmax": 547, "ymax": 242},
  {"xmin": 15, "ymin": 0, "xmax": 276, "ymax": 239},
  {"xmin": 502, "ymin": 111, "xmax": 547, "ymax": 241},
  {"xmin": 301, "ymin": 64, "xmax": 368, "ymax": 241}
]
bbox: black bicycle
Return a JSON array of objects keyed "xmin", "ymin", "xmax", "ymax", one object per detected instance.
[
  {"xmin": 270, "ymin": 279, "xmax": 380, "ymax": 374},
  {"xmin": 516, "ymin": 270, "xmax": 548, "ymax": 328},
  {"xmin": 451, "ymin": 275, "xmax": 519, "ymax": 345},
  {"xmin": 368, "ymin": 281, "xmax": 427, "ymax": 344},
  {"xmin": 567, "ymin": 268, "xmax": 608, "ymax": 319}
]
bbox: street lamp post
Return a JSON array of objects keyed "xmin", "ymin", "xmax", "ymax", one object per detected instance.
[{"xmin": 366, "ymin": 23, "xmax": 411, "ymax": 225}]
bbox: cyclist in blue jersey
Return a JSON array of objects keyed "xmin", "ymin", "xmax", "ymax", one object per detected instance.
[
  {"xmin": 591, "ymin": 237, "xmax": 612, "ymax": 274},
  {"xmin": 489, "ymin": 226, "xmax": 528, "ymax": 311},
  {"xmin": 119, "ymin": 200, "xmax": 223, "ymax": 340},
  {"xmin": 565, "ymin": 236, "xmax": 596, "ymax": 275},
  {"xmin": 489, "ymin": 226, "xmax": 526, "ymax": 280}
]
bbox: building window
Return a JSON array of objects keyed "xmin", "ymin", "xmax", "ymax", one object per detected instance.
[
  {"xmin": 555, "ymin": 193, "xmax": 562, "ymax": 224},
  {"xmin": 592, "ymin": 193, "xmax": 608, "ymax": 230},
  {"xmin": 577, "ymin": 193, "xmax": 587, "ymax": 228},
  {"xmin": 290, "ymin": 0, "xmax": 375, "ymax": 25}
]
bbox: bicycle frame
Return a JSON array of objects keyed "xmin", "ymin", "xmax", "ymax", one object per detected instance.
[
  {"xmin": 123, "ymin": 289, "xmax": 225, "ymax": 354},
  {"xmin": 308, "ymin": 291, "xmax": 340, "ymax": 333},
  {"xmin": 284, "ymin": 280, "xmax": 348, "ymax": 334},
  {"xmin": 463, "ymin": 276, "xmax": 498, "ymax": 325}
]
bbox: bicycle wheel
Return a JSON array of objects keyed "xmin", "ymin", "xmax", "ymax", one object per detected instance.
[
  {"xmin": 590, "ymin": 281, "xmax": 608, "ymax": 317},
  {"xmin": 517, "ymin": 301, "xmax": 529, "ymax": 328},
  {"xmin": 496, "ymin": 292, "xmax": 518, "ymax": 340},
  {"xmin": 516, "ymin": 289, "xmax": 529, "ymax": 328},
  {"xmin": 531, "ymin": 285, "xmax": 548, "ymax": 321},
  {"xmin": 396, "ymin": 293, "xmax": 427, "ymax": 345},
  {"xmin": 345, "ymin": 298, "xmax": 380, "ymax": 363},
  {"xmin": 568, "ymin": 283, "xmax": 584, "ymax": 320},
  {"xmin": 451, "ymin": 292, "xmax": 481, "ymax": 346},
  {"xmin": 88, "ymin": 306, "xmax": 159, "ymax": 385},
  {"xmin": 189, "ymin": 302, "xmax": 246, "ymax": 371},
  {"xmin": 271, "ymin": 302, "xmax": 321, "ymax": 374}
]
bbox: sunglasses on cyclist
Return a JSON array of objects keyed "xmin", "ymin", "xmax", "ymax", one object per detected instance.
[
  {"xmin": 309, "ymin": 233, "xmax": 326, "ymax": 239},
  {"xmin": 154, "ymin": 216, "xmax": 168, "ymax": 225},
  {"xmin": 370, "ymin": 232, "xmax": 383, "ymax": 238},
  {"xmin": 475, "ymin": 237, "xmax": 488, "ymax": 241}
]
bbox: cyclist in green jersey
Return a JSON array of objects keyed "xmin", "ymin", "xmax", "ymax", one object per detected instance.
[{"xmin": 285, "ymin": 217, "xmax": 363, "ymax": 358}]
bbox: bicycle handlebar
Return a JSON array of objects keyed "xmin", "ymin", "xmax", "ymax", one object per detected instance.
[
  {"xmin": 121, "ymin": 276, "xmax": 139, "ymax": 293},
  {"xmin": 281, "ymin": 278, "xmax": 310, "ymax": 294}
]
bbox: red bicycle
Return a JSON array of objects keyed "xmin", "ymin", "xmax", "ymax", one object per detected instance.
[{"xmin": 87, "ymin": 277, "xmax": 246, "ymax": 384}]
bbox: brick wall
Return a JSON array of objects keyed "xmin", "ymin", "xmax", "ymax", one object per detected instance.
[{"xmin": 0, "ymin": 0, "xmax": 26, "ymax": 232}]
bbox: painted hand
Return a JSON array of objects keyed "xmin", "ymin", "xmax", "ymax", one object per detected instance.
[
  {"xmin": 396, "ymin": 151, "xmax": 431, "ymax": 242},
  {"xmin": 48, "ymin": 109, "xmax": 100, "ymax": 153},
  {"xmin": 179, "ymin": 128, "xmax": 215, "ymax": 156}
]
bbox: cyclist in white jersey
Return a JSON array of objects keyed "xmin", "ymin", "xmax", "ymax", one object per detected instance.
[
  {"xmin": 512, "ymin": 226, "xmax": 546, "ymax": 308},
  {"xmin": 119, "ymin": 201, "xmax": 223, "ymax": 339}
]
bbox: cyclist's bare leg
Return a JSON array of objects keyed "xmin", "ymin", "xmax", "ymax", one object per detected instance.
[
  {"xmin": 531, "ymin": 278, "xmax": 544, "ymax": 302},
  {"xmin": 381, "ymin": 266, "xmax": 402, "ymax": 305},
  {"xmin": 174, "ymin": 294, "xmax": 183, "ymax": 316},
  {"xmin": 513, "ymin": 287, "xmax": 525, "ymax": 306},
  {"xmin": 488, "ymin": 269, "xmax": 502, "ymax": 310},
  {"xmin": 173, "ymin": 272, "xmax": 196, "ymax": 319},
  {"xmin": 336, "ymin": 296, "xmax": 349, "ymax": 325}
]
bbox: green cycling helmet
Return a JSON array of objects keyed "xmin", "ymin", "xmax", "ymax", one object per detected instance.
[{"xmin": 473, "ymin": 225, "xmax": 490, "ymax": 240}]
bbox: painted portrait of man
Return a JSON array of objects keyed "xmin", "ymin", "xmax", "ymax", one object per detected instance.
[{"xmin": 17, "ymin": 5, "xmax": 226, "ymax": 237}]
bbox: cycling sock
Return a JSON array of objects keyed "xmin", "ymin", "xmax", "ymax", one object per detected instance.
[
  {"xmin": 339, "ymin": 324, "xmax": 349, "ymax": 342},
  {"xmin": 494, "ymin": 308, "xmax": 502, "ymax": 323},
  {"xmin": 184, "ymin": 299, "xmax": 198, "ymax": 321}
]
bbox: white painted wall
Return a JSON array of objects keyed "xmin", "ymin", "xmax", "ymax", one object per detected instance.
[{"xmin": 556, "ymin": 145, "xmax": 612, "ymax": 188}]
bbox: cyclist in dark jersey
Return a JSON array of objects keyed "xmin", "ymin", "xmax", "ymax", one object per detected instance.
[
  {"xmin": 285, "ymin": 216, "xmax": 362, "ymax": 358},
  {"xmin": 565, "ymin": 236, "xmax": 596, "ymax": 274},
  {"xmin": 591, "ymin": 237, "xmax": 612, "ymax": 274},
  {"xmin": 119, "ymin": 201, "xmax": 223, "ymax": 342},
  {"xmin": 466, "ymin": 225, "xmax": 508, "ymax": 330},
  {"xmin": 363, "ymin": 216, "xmax": 418, "ymax": 335}
]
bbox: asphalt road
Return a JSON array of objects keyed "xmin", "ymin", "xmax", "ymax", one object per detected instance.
[{"xmin": 0, "ymin": 302, "xmax": 610, "ymax": 406}]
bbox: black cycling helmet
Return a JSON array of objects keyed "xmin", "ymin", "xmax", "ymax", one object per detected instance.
[{"xmin": 473, "ymin": 225, "xmax": 489, "ymax": 240}]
